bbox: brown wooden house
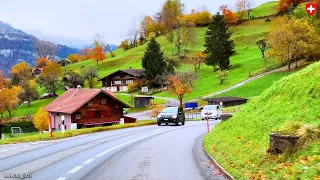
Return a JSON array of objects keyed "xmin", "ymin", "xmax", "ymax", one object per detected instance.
[
  {"xmin": 98, "ymin": 69, "xmax": 145, "ymax": 92},
  {"xmin": 44, "ymin": 88, "xmax": 131, "ymax": 130},
  {"xmin": 32, "ymin": 68, "xmax": 43, "ymax": 76}
]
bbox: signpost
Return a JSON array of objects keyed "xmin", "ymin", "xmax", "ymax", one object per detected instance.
[
  {"xmin": 48, "ymin": 112, "xmax": 53, "ymax": 138},
  {"xmin": 61, "ymin": 115, "xmax": 65, "ymax": 134},
  {"xmin": 206, "ymin": 112, "xmax": 210, "ymax": 133}
]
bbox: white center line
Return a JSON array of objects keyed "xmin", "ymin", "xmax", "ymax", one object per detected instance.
[
  {"xmin": 56, "ymin": 178, "xmax": 66, "ymax": 180},
  {"xmin": 67, "ymin": 166, "xmax": 83, "ymax": 174},
  {"xmin": 83, "ymin": 158, "xmax": 94, "ymax": 164}
]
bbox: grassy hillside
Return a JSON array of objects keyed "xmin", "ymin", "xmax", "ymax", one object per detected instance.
[
  {"xmin": 214, "ymin": 71, "xmax": 292, "ymax": 98},
  {"xmin": 250, "ymin": 1, "xmax": 278, "ymax": 18},
  {"xmin": 67, "ymin": 16, "xmax": 278, "ymax": 101},
  {"xmin": 204, "ymin": 62, "xmax": 320, "ymax": 179}
]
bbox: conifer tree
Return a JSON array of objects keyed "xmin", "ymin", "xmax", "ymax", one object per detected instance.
[
  {"xmin": 204, "ymin": 13, "xmax": 235, "ymax": 70},
  {"xmin": 142, "ymin": 37, "xmax": 166, "ymax": 80}
]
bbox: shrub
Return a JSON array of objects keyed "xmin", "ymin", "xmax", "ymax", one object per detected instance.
[
  {"xmin": 2, "ymin": 120, "xmax": 36, "ymax": 133},
  {"xmin": 128, "ymin": 81, "xmax": 141, "ymax": 93},
  {"xmin": 111, "ymin": 51, "xmax": 115, "ymax": 57}
]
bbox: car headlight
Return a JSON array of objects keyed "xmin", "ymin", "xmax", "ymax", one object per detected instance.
[
  {"xmin": 172, "ymin": 115, "xmax": 177, "ymax": 119},
  {"xmin": 157, "ymin": 115, "xmax": 161, "ymax": 118}
]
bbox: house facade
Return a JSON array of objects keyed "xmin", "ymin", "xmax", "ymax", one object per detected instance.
[
  {"xmin": 99, "ymin": 69, "xmax": 144, "ymax": 92},
  {"xmin": 32, "ymin": 68, "xmax": 43, "ymax": 76},
  {"xmin": 44, "ymin": 88, "xmax": 131, "ymax": 130},
  {"xmin": 205, "ymin": 97, "xmax": 248, "ymax": 107}
]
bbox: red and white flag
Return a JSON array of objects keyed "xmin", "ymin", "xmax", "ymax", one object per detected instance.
[{"xmin": 306, "ymin": 3, "xmax": 317, "ymax": 16}]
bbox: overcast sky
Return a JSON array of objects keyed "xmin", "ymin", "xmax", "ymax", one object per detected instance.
[{"xmin": 0, "ymin": 0, "xmax": 273, "ymax": 46}]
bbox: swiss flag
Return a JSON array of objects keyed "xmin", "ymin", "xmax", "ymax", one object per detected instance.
[{"xmin": 306, "ymin": 3, "xmax": 317, "ymax": 16}]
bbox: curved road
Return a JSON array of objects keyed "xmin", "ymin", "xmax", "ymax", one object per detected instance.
[{"xmin": 0, "ymin": 121, "xmax": 224, "ymax": 180}]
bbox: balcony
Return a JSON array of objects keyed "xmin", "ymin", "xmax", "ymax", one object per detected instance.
[{"xmin": 75, "ymin": 115, "xmax": 122, "ymax": 125}]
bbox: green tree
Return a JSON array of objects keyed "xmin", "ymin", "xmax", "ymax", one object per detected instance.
[
  {"xmin": 218, "ymin": 70, "xmax": 228, "ymax": 84},
  {"xmin": 204, "ymin": 13, "xmax": 235, "ymax": 71},
  {"xmin": 142, "ymin": 37, "xmax": 166, "ymax": 81},
  {"xmin": 63, "ymin": 71, "xmax": 85, "ymax": 88},
  {"xmin": 37, "ymin": 74, "xmax": 62, "ymax": 96},
  {"xmin": 81, "ymin": 67, "xmax": 99, "ymax": 89},
  {"xmin": 18, "ymin": 81, "xmax": 39, "ymax": 106}
]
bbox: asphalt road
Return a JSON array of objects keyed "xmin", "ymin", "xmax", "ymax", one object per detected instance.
[{"xmin": 0, "ymin": 121, "xmax": 224, "ymax": 180}]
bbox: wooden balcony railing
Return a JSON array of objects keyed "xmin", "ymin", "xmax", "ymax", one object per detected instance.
[{"xmin": 76, "ymin": 115, "xmax": 122, "ymax": 125}]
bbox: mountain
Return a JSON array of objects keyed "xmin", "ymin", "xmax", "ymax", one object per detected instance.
[{"xmin": 0, "ymin": 21, "xmax": 79, "ymax": 75}]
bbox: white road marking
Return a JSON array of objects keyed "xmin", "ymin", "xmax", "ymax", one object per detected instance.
[
  {"xmin": 0, "ymin": 145, "xmax": 30, "ymax": 152},
  {"xmin": 96, "ymin": 130, "xmax": 173, "ymax": 157},
  {"xmin": 67, "ymin": 166, "xmax": 83, "ymax": 174},
  {"xmin": 56, "ymin": 178, "xmax": 66, "ymax": 180},
  {"xmin": 83, "ymin": 158, "xmax": 94, "ymax": 164}
]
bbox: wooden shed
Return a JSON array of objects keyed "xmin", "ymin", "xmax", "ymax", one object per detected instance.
[
  {"xmin": 204, "ymin": 96, "xmax": 248, "ymax": 107},
  {"xmin": 134, "ymin": 96, "xmax": 154, "ymax": 107}
]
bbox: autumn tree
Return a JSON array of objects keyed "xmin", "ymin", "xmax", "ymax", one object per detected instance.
[
  {"xmin": 140, "ymin": 16, "xmax": 154, "ymax": 38},
  {"xmin": 81, "ymin": 67, "xmax": 99, "ymax": 89},
  {"xmin": 190, "ymin": 52, "xmax": 207, "ymax": 77},
  {"xmin": 181, "ymin": 20, "xmax": 197, "ymax": 57},
  {"xmin": 35, "ymin": 57, "xmax": 50, "ymax": 68},
  {"xmin": 18, "ymin": 80, "xmax": 39, "ymax": 106},
  {"xmin": 0, "ymin": 87, "xmax": 21, "ymax": 117},
  {"xmin": 42, "ymin": 61, "xmax": 62, "ymax": 77},
  {"xmin": 0, "ymin": 72, "xmax": 9, "ymax": 89},
  {"xmin": 205, "ymin": 13, "xmax": 235, "ymax": 71},
  {"xmin": 68, "ymin": 54, "xmax": 80, "ymax": 63},
  {"xmin": 268, "ymin": 16, "xmax": 319, "ymax": 69},
  {"xmin": 218, "ymin": 70, "xmax": 228, "ymax": 84},
  {"xmin": 78, "ymin": 48, "xmax": 92, "ymax": 61},
  {"xmin": 92, "ymin": 46, "xmax": 105, "ymax": 66},
  {"xmin": 256, "ymin": 37, "xmax": 269, "ymax": 69},
  {"xmin": 220, "ymin": 5, "xmax": 239, "ymax": 25},
  {"xmin": 278, "ymin": 0, "xmax": 304, "ymax": 13},
  {"xmin": 164, "ymin": 57, "xmax": 181, "ymax": 74},
  {"xmin": 33, "ymin": 107, "xmax": 49, "ymax": 133},
  {"xmin": 142, "ymin": 37, "xmax": 166, "ymax": 84},
  {"xmin": 11, "ymin": 62, "xmax": 33, "ymax": 85},
  {"xmin": 167, "ymin": 72, "xmax": 195, "ymax": 108},
  {"xmin": 62, "ymin": 71, "xmax": 85, "ymax": 88},
  {"xmin": 34, "ymin": 39, "xmax": 57, "ymax": 60}
]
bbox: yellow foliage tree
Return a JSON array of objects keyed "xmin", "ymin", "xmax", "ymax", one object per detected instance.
[
  {"xmin": 42, "ymin": 61, "xmax": 62, "ymax": 77},
  {"xmin": 268, "ymin": 16, "xmax": 319, "ymax": 69},
  {"xmin": 68, "ymin": 54, "xmax": 80, "ymax": 63},
  {"xmin": 33, "ymin": 107, "xmax": 49, "ymax": 133},
  {"xmin": 0, "ymin": 87, "xmax": 21, "ymax": 117}
]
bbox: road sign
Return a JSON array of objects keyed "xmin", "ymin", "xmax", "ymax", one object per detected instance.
[
  {"xmin": 61, "ymin": 115, "xmax": 65, "ymax": 134},
  {"xmin": 306, "ymin": 3, "xmax": 317, "ymax": 16}
]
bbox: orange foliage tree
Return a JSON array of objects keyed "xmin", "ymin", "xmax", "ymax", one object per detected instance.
[
  {"xmin": 11, "ymin": 62, "xmax": 33, "ymax": 84},
  {"xmin": 278, "ymin": 0, "xmax": 305, "ymax": 13},
  {"xmin": 0, "ymin": 72, "xmax": 9, "ymax": 89},
  {"xmin": 220, "ymin": 5, "xmax": 239, "ymax": 25},
  {"xmin": 35, "ymin": 57, "xmax": 50, "ymax": 68},
  {"xmin": 92, "ymin": 46, "xmax": 105, "ymax": 66},
  {"xmin": 42, "ymin": 61, "xmax": 62, "ymax": 77},
  {"xmin": 78, "ymin": 48, "xmax": 92, "ymax": 61},
  {"xmin": 167, "ymin": 73, "xmax": 194, "ymax": 108}
]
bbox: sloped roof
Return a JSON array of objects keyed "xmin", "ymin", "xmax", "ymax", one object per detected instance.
[
  {"xmin": 99, "ymin": 69, "xmax": 145, "ymax": 80},
  {"xmin": 44, "ymin": 88, "xmax": 130, "ymax": 114},
  {"xmin": 204, "ymin": 96, "xmax": 248, "ymax": 102}
]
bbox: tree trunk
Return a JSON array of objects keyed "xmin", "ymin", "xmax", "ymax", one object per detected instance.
[
  {"xmin": 295, "ymin": 58, "xmax": 298, "ymax": 68},
  {"xmin": 288, "ymin": 62, "xmax": 291, "ymax": 70},
  {"xmin": 262, "ymin": 50, "xmax": 265, "ymax": 58},
  {"xmin": 28, "ymin": 100, "xmax": 31, "ymax": 106},
  {"xmin": 97, "ymin": 60, "xmax": 99, "ymax": 66},
  {"xmin": 179, "ymin": 98, "xmax": 183, "ymax": 109},
  {"xmin": 8, "ymin": 110, "xmax": 11, "ymax": 118}
]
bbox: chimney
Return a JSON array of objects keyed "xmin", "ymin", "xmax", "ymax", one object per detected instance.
[{"xmin": 70, "ymin": 85, "xmax": 81, "ymax": 98}]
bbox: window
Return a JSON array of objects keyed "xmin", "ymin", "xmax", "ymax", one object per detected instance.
[
  {"xmin": 102, "ymin": 98, "xmax": 107, "ymax": 105},
  {"xmin": 57, "ymin": 113, "xmax": 60, "ymax": 116},
  {"xmin": 114, "ymin": 81, "xmax": 121, "ymax": 85},
  {"xmin": 125, "ymin": 75, "xmax": 131, "ymax": 78},
  {"xmin": 126, "ymin": 80, "xmax": 134, "ymax": 84},
  {"xmin": 76, "ymin": 113, "xmax": 81, "ymax": 119},
  {"xmin": 88, "ymin": 100, "xmax": 93, "ymax": 106},
  {"xmin": 115, "ymin": 76, "xmax": 120, "ymax": 79}
]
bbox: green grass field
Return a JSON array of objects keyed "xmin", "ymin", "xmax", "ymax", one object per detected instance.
[
  {"xmin": 204, "ymin": 62, "xmax": 320, "ymax": 179},
  {"xmin": 214, "ymin": 71, "xmax": 292, "ymax": 98},
  {"xmin": 250, "ymin": 1, "xmax": 278, "ymax": 18}
]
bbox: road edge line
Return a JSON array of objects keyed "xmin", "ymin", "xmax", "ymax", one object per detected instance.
[{"xmin": 203, "ymin": 145, "xmax": 235, "ymax": 180}]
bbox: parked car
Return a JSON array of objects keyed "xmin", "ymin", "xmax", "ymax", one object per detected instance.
[
  {"xmin": 41, "ymin": 93, "xmax": 57, "ymax": 99},
  {"xmin": 157, "ymin": 107, "xmax": 185, "ymax": 126},
  {"xmin": 201, "ymin": 105, "xmax": 222, "ymax": 120}
]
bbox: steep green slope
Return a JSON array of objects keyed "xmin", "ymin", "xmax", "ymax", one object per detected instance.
[
  {"xmin": 204, "ymin": 62, "xmax": 320, "ymax": 179},
  {"xmin": 250, "ymin": 1, "xmax": 278, "ymax": 18}
]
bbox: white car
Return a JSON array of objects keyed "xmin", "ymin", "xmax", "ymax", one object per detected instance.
[{"xmin": 201, "ymin": 105, "xmax": 222, "ymax": 120}]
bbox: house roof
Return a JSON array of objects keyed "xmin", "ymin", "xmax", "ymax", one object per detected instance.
[
  {"xmin": 204, "ymin": 96, "xmax": 248, "ymax": 103},
  {"xmin": 98, "ymin": 69, "xmax": 145, "ymax": 80},
  {"xmin": 32, "ymin": 68, "xmax": 43, "ymax": 72},
  {"xmin": 44, "ymin": 88, "xmax": 131, "ymax": 114}
]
